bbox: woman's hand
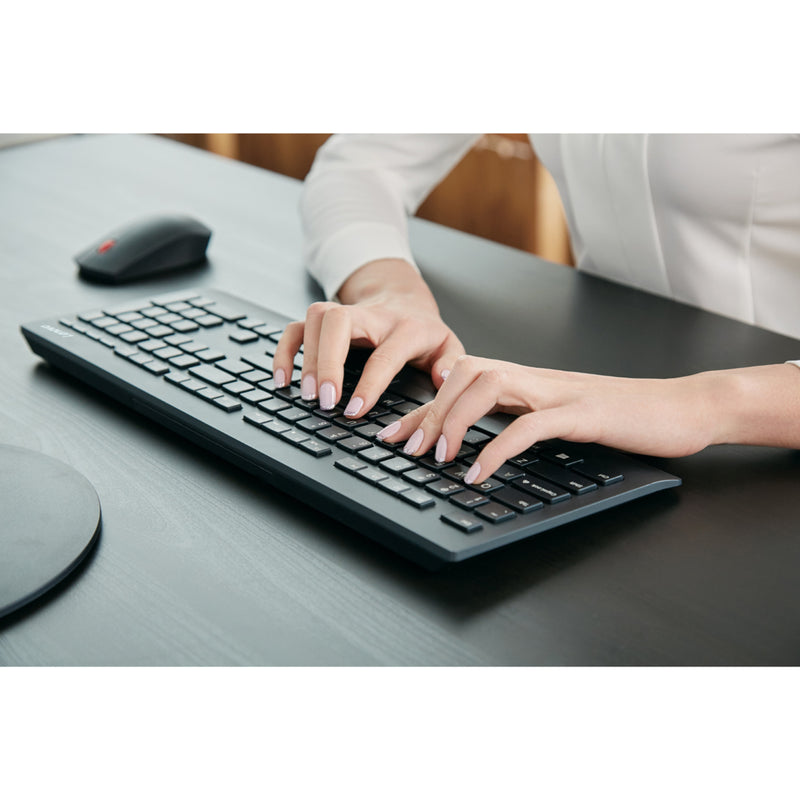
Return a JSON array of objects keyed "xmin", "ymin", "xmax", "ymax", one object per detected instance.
[
  {"xmin": 273, "ymin": 258, "xmax": 465, "ymax": 415},
  {"xmin": 376, "ymin": 357, "xmax": 800, "ymax": 485}
]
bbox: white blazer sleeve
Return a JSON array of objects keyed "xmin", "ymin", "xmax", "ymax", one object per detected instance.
[{"xmin": 300, "ymin": 133, "xmax": 481, "ymax": 299}]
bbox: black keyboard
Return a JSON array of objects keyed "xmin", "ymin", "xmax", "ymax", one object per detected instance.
[{"xmin": 21, "ymin": 288, "xmax": 681, "ymax": 568}]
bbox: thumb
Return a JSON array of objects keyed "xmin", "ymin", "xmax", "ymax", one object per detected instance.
[{"xmin": 430, "ymin": 333, "xmax": 466, "ymax": 391}]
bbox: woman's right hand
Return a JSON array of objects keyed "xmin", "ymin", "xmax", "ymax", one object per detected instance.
[{"xmin": 273, "ymin": 258, "xmax": 465, "ymax": 417}]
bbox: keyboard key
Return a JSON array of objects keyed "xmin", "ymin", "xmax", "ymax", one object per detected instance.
[
  {"xmin": 140, "ymin": 339, "xmax": 168, "ymax": 352},
  {"xmin": 196, "ymin": 349, "xmax": 226, "ymax": 362},
  {"xmin": 277, "ymin": 407, "xmax": 310, "ymax": 423},
  {"xmin": 494, "ymin": 487, "xmax": 544, "ymax": 514},
  {"xmin": 299, "ymin": 439, "xmax": 332, "ymax": 458},
  {"xmin": 120, "ymin": 331, "xmax": 150, "ymax": 344},
  {"xmin": 443, "ymin": 464, "xmax": 470, "ymax": 482},
  {"xmin": 463, "ymin": 429, "xmax": 492, "ymax": 447},
  {"xmin": 526, "ymin": 462, "xmax": 597, "ymax": 494},
  {"xmin": 357, "ymin": 446, "xmax": 393, "ymax": 464},
  {"xmin": 492, "ymin": 463, "xmax": 525, "ymax": 482},
  {"xmin": 441, "ymin": 512, "xmax": 483, "ymax": 533},
  {"xmin": 512, "ymin": 475, "xmax": 570, "ymax": 504},
  {"xmin": 142, "ymin": 360, "xmax": 170, "ymax": 375},
  {"xmin": 475, "ymin": 503, "xmax": 516, "ymax": 524},
  {"xmin": 539, "ymin": 446, "xmax": 584, "ymax": 467},
  {"xmin": 195, "ymin": 314, "xmax": 223, "ymax": 327},
  {"xmin": 316, "ymin": 427, "xmax": 352, "ymax": 443},
  {"xmin": 336, "ymin": 436, "xmax": 371, "ymax": 453},
  {"xmin": 356, "ymin": 467, "xmax": 388, "ymax": 486},
  {"xmin": 334, "ymin": 456, "xmax": 366, "ymax": 475},
  {"xmin": 280, "ymin": 429, "xmax": 309, "ymax": 446},
  {"xmin": 507, "ymin": 450, "xmax": 541, "ymax": 468},
  {"xmin": 240, "ymin": 369, "xmax": 270, "ymax": 384},
  {"xmin": 243, "ymin": 410, "xmax": 272, "ymax": 427},
  {"xmin": 449, "ymin": 490, "xmax": 490, "ymax": 510},
  {"xmin": 381, "ymin": 456, "xmax": 416, "ymax": 475},
  {"xmin": 197, "ymin": 386, "xmax": 224, "ymax": 401},
  {"xmin": 179, "ymin": 379, "xmax": 208, "ymax": 394},
  {"xmin": 240, "ymin": 389, "xmax": 271, "ymax": 405},
  {"xmin": 230, "ymin": 330, "xmax": 259, "ymax": 344},
  {"xmin": 241, "ymin": 354, "xmax": 275, "ymax": 373},
  {"xmin": 164, "ymin": 371, "xmax": 190, "ymax": 385},
  {"xmin": 470, "ymin": 477, "xmax": 504, "ymax": 494},
  {"xmin": 107, "ymin": 323, "xmax": 134, "ymax": 336},
  {"xmin": 376, "ymin": 477, "xmax": 409, "ymax": 496},
  {"xmin": 164, "ymin": 333, "xmax": 192, "ymax": 346},
  {"xmin": 399, "ymin": 489, "xmax": 436, "ymax": 509},
  {"xmin": 170, "ymin": 319, "xmax": 199, "ymax": 333},
  {"xmin": 403, "ymin": 467, "xmax": 440, "ymax": 486},
  {"xmin": 152, "ymin": 346, "xmax": 183, "ymax": 360},
  {"xmin": 169, "ymin": 354, "xmax": 200, "ymax": 369},
  {"xmin": 216, "ymin": 358, "xmax": 252, "ymax": 376},
  {"xmin": 571, "ymin": 458, "xmax": 624, "ymax": 486},
  {"xmin": 180, "ymin": 341, "xmax": 211, "ymax": 354},
  {"xmin": 189, "ymin": 364, "xmax": 237, "ymax": 386},
  {"xmin": 296, "ymin": 416, "xmax": 332, "ymax": 434},
  {"xmin": 258, "ymin": 397, "xmax": 291, "ymax": 413},
  {"xmin": 426, "ymin": 479, "xmax": 464, "ymax": 497},
  {"xmin": 147, "ymin": 325, "xmax": 174, "ymax": 338},
  {"xmin": 223, "ymin": 381, "xmax": 255, "ymax": 396},
  {"xmin": 213, "ymin": 396, "xmax": 242, "ymax": 412},
  {"xmin": 263, "ymin": 419, "xmax": 292, "ymax": 436}
]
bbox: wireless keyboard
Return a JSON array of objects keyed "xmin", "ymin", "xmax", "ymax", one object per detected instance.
[{"xmin": 21, "ymin": 288, "xmax": 681, "ymax": 568}]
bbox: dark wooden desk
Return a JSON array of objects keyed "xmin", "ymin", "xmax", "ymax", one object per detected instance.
[{"xmin": 2, "ymin": 134, "xmax": 800, "ymax": 665}]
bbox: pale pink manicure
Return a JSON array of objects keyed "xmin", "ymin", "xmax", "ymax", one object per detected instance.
[
  {"xmin": 377, "ymin": 420, "xmax": 401, "ymax": 440},
  {"xmin": 464, "ymin": 462, "xmax": 481, "ymax": 485},
  {"xmin": 319, "ymin": 381, "xmax": 336, "ymax": 410},
  {"xmin": 344, "ymin": 396, "xmax": 364, "ymax": 417},
  {"xmin": 403, "ymin": 428, "xmax": 424, "ymax": 456},
  {"xmin": 274, "ymin": 368, "xmax": 286, "ymax": 388},
  {"xmin": 301, "ymin": 374, "xmax": 317, "ymax": 400},
  {"xmin": 435, "ymin": 435, "xmax": 448, "ymax": 463},
  {"xmin": 441, "ymin": 369, "xmax": 450, "ymax": 381}
]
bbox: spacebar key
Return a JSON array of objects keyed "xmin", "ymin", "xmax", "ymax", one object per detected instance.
[{"xmin": 189, "ymin": 364, "xmax": 236, "ymax": 386}]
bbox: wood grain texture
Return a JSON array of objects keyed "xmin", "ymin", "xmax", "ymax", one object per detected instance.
[{"xmin": 2, "ymin": 134, "xmax": 800, "ymax": 665}]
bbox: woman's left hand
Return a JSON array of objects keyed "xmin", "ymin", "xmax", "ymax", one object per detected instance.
[{"xmin": 377, "ymin": 355, "xmax": 736, "ymax": 485}]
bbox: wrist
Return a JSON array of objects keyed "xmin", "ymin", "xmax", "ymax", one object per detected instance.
[
  {"xmin": 337, "ymin": 258, "xmax": 438, "ymax": 311},
  {"xmin": 705, "ymin": 364, "xmax": 800, "ymax": 447}
]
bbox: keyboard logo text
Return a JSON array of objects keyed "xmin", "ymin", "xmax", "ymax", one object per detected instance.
[{"xmin": 41, "ymin": 324, "xmax": 73, "ymax": 337}]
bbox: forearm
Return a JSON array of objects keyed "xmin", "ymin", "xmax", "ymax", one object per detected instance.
[{"xmin": 711, "ymin": 363, "xmax": 800, "ymax": 448}]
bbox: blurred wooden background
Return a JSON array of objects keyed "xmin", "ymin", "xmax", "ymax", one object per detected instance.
[{"xmin": 161, "ymin": 134, "xmax": 573, "ymax": 266}]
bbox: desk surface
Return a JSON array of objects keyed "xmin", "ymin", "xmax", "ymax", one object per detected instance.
[{"xmin": 2, "ymin": 134, "xmax": 800, "ymax": 666}]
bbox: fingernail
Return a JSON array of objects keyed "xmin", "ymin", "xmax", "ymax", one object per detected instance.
[
  {"xmin": 403, "ymin": 428, "xmax": 424, "ymax": 456},
  {"xmin": 301, "ymin": 374, "xmax": 317, "ymax": 400},
  {"xmin": 343, "ymin": 396, "xmax": 364, "ymax": 417},
  {"xmin": 319, "ymin": 381, "xmax": 336, "ymax": 410},
  {"xmin": 376, "ymin": 420, "xmax": 401, "ymax": 440},
  {"xmin": 274, "ymin": 368, "xmax": 286, "ymax": 388},
  {"xmin": 435, "ymin": 435, "xmax": 448, "ymax": 463},
  {"xmin": 464, "ymin": 462, "xmax": 481, "ymax": 485},
  {"xmin": 441, "ymin": 369, "xmax": 450, "ymax": 381}
]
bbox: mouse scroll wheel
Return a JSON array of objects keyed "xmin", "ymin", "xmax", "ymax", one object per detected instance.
[{"xmin": 97, "ymin": 239, "xmax": 117, "ymax": 254}]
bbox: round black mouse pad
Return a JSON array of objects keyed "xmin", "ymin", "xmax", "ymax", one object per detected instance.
[{"xmin": 0, "ymin": 445, "xmax": 101, "ymax": 618}]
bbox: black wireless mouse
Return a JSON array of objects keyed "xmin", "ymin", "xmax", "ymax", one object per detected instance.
[{"xmin": 75, "ymin": 214, "xmax": 212, "ymax": 283}]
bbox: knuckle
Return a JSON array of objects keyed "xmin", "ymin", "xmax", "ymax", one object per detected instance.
[
  {"xmin": 481, "ymin": 367, "xmax": 505, "ymax": 387},
  {"xmin": 306, "ymin": 301, "xmax": 334, "ymax": 320}
]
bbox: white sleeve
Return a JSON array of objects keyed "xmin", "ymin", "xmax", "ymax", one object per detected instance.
[{"xmin": 300, "ymin": 133, "xmax": 481, "ymax": 299}]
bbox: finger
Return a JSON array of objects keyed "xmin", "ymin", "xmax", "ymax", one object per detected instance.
[
  {"xmin": 429, "ymin": 332, "xmax": 466, "ymax": 391},
  {"xmin": 316, "ymin": 305, "xmax": 358, "ymax": 411},
  {"xmin": 464, "ymin": 407, "xmax": 577, "ymax": 484},
  {"xmin": 272, "ymin": 320, "xmax": 305, "ymax": 388},
  {"xmin": 375, "ymin": 402, "xmax": 430, "ymax": 444},
  {"xmin": 348, "ymin": 324, "xmax": 425, "ymax": 418},
  {"xmin": 435, "ymin": 366, "xmax": 509, "ymax": 462},
  {"xmin": 299, "ymin": 301, "xmax": 337, "ymax": 400}
]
